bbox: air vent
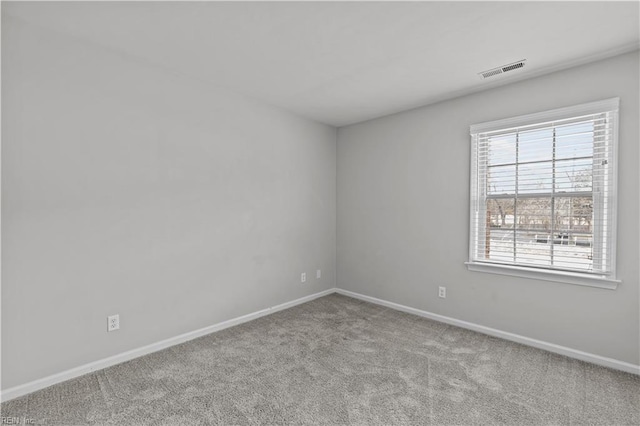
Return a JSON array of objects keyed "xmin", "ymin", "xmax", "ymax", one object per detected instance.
[
  {"xmin": 479, "ymin": 59, "xmax": 526, "ymax": 79},
  {"xmin": 481, "ymin": 68, "xmax": 503, "ymax": 79}
]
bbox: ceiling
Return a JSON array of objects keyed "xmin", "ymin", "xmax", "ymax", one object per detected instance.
[{"xmin": 4, "ymin": 1, "xmax": 639, "ymax": 127}]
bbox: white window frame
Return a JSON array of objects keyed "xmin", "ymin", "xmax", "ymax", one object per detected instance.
[{"xmin": 466, "ymin": 98, "xmax": 620, "ymax": 290}]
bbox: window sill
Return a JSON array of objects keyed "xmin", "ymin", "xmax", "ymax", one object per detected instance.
[{"xmin": 465, "ymin": 262, "xmax": 620, "ymax": 290}]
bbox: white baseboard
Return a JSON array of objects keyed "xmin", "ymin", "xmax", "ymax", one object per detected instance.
[
  {"xmin": 0, "ymin": 288, "xmax": 337, "ymax": 402},
  {"xmin": 4, "ymin": 286, "xmax": 637, "ymax": 402},
  {"xmin": 335, "ymin": 288, "xmax": 640, "ymax": 376}
]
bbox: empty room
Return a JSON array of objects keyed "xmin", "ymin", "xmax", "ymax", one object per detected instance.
[{"xmin": 1, "ymin": 1, "xmax": 639, "ymax": 425}]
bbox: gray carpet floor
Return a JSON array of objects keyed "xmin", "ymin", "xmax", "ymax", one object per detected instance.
[{"xmin": 2, "ymin": 293, "xmax": 639, "ymax": 425}]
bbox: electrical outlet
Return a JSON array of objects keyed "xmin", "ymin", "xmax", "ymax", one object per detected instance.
[
  {"xmin": 107, "ymin": 314, "xmax": 120, "ymax": 332},
  {"xmin": 316, "ymin": 269, "xmax": 321, "ymax": 279},
  {"xmin": 301, "ymin": 272, "xmax": 306, "ymax": 283},
  {"xmin": 438, "ymin": 287, "xmax": 446, "ymax": 298}
]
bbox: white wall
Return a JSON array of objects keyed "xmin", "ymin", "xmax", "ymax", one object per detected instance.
[
  {"xmin": 337, "ymin": 51, "xmax": 639, "ymax": 365},
  {"xmin": 1, "ymin": 17, "xmax": 336, "ymax": 390}
]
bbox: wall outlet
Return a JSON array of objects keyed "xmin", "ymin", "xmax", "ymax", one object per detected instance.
[
  {"xmin": 316, "ymin": 269, "xmax": 321, "ymax": 279},
  {"xmin": 438, "ymin": 287, "xmax": 446, "ymax": 298},
  {"xmin": 301, "ymin": 272, "xmax": 306, "ymax": 283},
  {"xmin": 107, "ymin": 314, "xmax": 120, "ymax": 332}
]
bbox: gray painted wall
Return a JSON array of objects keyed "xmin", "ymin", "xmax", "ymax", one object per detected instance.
[
  {"xmin": 2, "ymin": 18, "xmax": 336, "ymax": 389},
  {"xmin": 337, "ymin": 51, "xmax": 639, "ymax": 365}
]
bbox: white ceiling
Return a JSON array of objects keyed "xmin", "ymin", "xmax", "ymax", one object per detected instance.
[{"xmin": 4, "ymin": 1, "xmax": 639, "ymax": 127}]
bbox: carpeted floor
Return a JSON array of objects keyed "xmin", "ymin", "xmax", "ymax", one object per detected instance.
[{"xmin": 2, "ymin": 293, "xmax": 639, "ymax": 425}]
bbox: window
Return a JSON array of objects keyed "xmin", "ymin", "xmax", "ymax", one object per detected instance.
[{"xmin": 467, "ymin": 98, "xmax": 620, "ymax": 289}]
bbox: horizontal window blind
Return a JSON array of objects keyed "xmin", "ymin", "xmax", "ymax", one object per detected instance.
[{"xmin": 469, "ymin": 99, "xmax": 618, "ymax": 278}]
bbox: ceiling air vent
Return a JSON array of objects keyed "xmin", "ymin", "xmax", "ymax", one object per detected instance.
[{"xmin": 479, "ymin": 59, "xmax": 526, "ymax": 79}]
